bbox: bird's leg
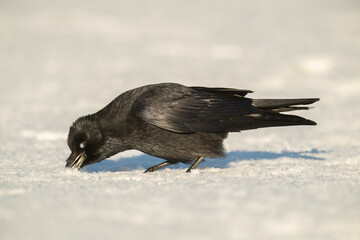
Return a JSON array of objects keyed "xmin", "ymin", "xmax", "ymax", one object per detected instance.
[
  {"xmin": 144, "ymin": 161, "xmax": 172, "ymax": 173},
  {"xmin": 186, "ymin": 157, "xmax": 205, "ymax": 173}
]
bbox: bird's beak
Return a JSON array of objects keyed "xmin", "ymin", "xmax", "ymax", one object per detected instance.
[{"xmin": 65, "ymin": 152, "xmax": 87, "ymax": 169}]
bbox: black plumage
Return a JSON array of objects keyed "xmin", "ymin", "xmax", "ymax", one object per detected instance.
[{"xmin": 65, "ymin": 83, "xmax": 319, "ymax": 172}]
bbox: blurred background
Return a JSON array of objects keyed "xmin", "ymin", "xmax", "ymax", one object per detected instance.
[
  {"xmin": 1, "ymin": 0, "xmax": 359, "ymax": 148},
  {"xmin": 0, "ymin": 0, "xmax": 359, "ymax": 239}
]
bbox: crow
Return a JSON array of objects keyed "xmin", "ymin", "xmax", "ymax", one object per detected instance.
[{"xmin": 65, "ymin": 83, "xmax": 319, "ymax": 173}]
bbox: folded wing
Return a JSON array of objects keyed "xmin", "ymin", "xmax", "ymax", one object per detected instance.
[{"xmin": 131, "ymin": 83, "xmax": 318, "ymax": 133}]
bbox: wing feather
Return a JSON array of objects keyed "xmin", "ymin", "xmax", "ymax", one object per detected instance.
[
  {"xmin": 131, "ymin": 83, "xmax": 316, "ymax": 133},
  {"xmin": 131, "ymin": 83, "xmax": 257, "ymax": 133}
]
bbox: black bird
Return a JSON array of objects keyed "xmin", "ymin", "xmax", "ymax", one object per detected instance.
[{"xmin": 66, "ymin": 83, "xmax": 319, "ymax": 172}]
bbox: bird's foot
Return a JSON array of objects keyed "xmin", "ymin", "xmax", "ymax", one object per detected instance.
[
  {"xmin": 144, "ymin": 161, "xmax": 172, "ymax": 173},
  {"xmin": 185, "ymin": 157, "xmax": 205, "ymax": 173}
]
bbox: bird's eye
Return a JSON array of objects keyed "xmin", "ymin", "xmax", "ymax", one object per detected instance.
[{"xmin": 79, "ymin": 141, "xmax": 86, "ymax": 149}]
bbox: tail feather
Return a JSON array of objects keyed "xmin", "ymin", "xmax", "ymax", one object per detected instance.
[
  {"xmin": 254, "ymin": 112, "xmax": 317, "ymax": 127},
  {"xmin": 252, "ymin": 98, "xmax": 319, "ymax": 112},
  {"xmin": 223, "ymin": 98, "xmax": 320, "ymax": 131},
  {"xmin": 264, "ymin": 106, "xmax": 313, "ymax": 113},
  {"xmin": 224, "ymin": 112, "xmax": 317, "ymax": 132}
]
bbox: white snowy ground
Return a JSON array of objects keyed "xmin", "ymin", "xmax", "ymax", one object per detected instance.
[{"xmin": 1, "ymin": 0, "xmax": 359, "ymax": 239}]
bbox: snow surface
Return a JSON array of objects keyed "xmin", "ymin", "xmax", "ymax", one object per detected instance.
[{"xmin": 1, "ymin": 0, "xmax": 360, "ymax": 239}]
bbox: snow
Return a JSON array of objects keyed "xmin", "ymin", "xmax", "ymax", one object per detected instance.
[{"xmin": 1, "ymin": 0, "xmax": 359, "ymax": 239}]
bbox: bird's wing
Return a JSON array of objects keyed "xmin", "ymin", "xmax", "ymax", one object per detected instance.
[
  {"xmin": 189, "ymin": 86, "xmax": 253, "ymax": 97},
  {"xmin": 131, "ymin": 83, "xmax": 258, "ymax": 133}
]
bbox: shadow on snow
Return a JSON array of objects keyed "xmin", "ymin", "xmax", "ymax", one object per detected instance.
[{"xmin": 82, "ymin": 149, "xmax": 325, "ymax": 173}]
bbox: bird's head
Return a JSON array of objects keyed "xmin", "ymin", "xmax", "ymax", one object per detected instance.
[{"xmin": 65, "ymin": 116, "xmax": 104, "ymax": 169}]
